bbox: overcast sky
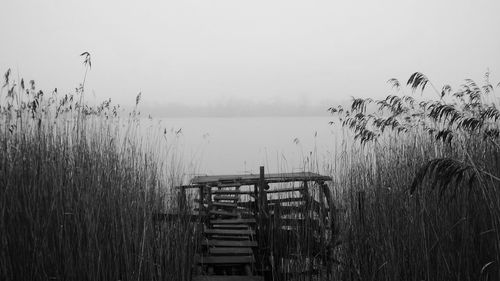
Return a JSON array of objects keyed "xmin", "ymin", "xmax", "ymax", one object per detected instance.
[{"xmin": 0, "ymin": 0, "xmax": 499, "ymax": 111}]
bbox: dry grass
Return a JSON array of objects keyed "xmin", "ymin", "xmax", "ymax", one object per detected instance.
[
  {"xmin": 3, "ymin": 61, "xmax": 500, "ymax": 281},
  {"xmin": 327, "ymin": 72, "xmax": 500, "ymax": 280},
  {"xmin": 0, "ymin": 66, "xmax": 196, "ymax": 281}
]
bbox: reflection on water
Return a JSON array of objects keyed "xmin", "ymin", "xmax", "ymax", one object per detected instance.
[{"xmin": 153, "ymin": 116, "xmax": 340, "ymax": 175}]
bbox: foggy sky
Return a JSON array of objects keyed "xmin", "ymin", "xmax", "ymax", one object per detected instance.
[{"xmin": 1, "ymin": 0, "xmax": 499, "ymax": 113}]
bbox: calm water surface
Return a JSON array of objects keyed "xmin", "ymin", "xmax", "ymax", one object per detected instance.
[{"xmin": 155, "ymin": 116, "xmax": 340, "ymax": 175}]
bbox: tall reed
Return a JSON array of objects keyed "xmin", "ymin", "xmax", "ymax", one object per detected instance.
[
  {"xmin": 0, "ymin": 66, "xmax": 196, "ymax": 281},
  {"xmin": 328, "ymin": 72, "xmax": 500, "ymax": 281}
]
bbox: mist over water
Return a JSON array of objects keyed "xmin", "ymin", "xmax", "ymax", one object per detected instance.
[{"xmin": 157, "ymin": 116, "xmax": 338, "ymax": 175}]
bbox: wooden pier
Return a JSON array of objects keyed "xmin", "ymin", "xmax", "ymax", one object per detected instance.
[{"xmin": 173, "ymin": 167, "xmax": 335, "ymax": 281}]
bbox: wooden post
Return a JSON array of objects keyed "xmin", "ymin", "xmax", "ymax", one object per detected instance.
[
  {"xmin": 259, "ymin": 166, "xmax": 268, "ymax": 216},
  {"xmin": 302, "ymin": 180, "xmax": 309, "ymax": 206},
  {"xmin": 198, "ymin": 186, "xmax": 204, "ymax": 214},
  {"xmin": 178, "ymin": 187, "xmax": 187, "ymax": 212},
  {"xmin": 257, "ymin": 166, "xmax": 270, "ymax": 276},
  {"xmin": 328, "ymin": 183, "xmax": 336, "ymax": 277},
  {"xmin": 318, "ymin": 181, "xmax": 326, "ymax": 270},
  {"xmin": 253, "ymin": 184, "xmax": 259, "ymax": 215},
  {"xmin": 207, "ymin": 185, "xmax": 212, "ymax": 214},
  {"xmin": 197, "ymin": 185, "xmax": 204, "ymax": 256}
]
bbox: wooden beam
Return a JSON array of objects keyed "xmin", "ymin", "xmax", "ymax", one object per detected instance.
[
  {"xmin": 201, "ymin": 240, "xmax": 258, "ymax": 247},
  {"xmin": 212, "ymin": 224, "xmax": 249, "ymax": 229},
  {"xmin": 212, "ymin": 190, "xmax": 254, "ymax": 195},
  {"xmin": 196, "ymin": 255, "xmax": 255, "ymax": 264},
  {"xmin": 210, "ymin": 218, "xmax": 257, "ymax": 224},
  {"xmin": 209, "ymin": 247, "xmax": 253, "ymax": 255},
  {"xmin": 191, "ymin": 172, "xmax": 332, "ymax": 186},
  {"xmin": 266, "ymin": 187, "xmax": 305, "ymax": 194},
  {"xmin": 213, "ymin": 195, "xmax": 239, "ymax": 201},
  {"xmin": 204, "ymin": 228, "xmax": 255, "ymax": 236},
  {"xmin": 212, "ymin": 202, "xmax": 238, "ymax": 208},
  {"xmin": 267, "ymin": 197, "xmax": 305, "ymax": 204}
]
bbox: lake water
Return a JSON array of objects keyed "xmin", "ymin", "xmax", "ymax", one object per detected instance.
[{"xmin": 155, "ymin": 116, "xmax": 341, "ymax": 175}]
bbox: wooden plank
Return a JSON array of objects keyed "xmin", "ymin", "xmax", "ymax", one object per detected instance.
[
  {"xmin": 213, "ymin": 190, "xmax": 254, "ymax": 195},
  {"xmin": 211, "ymin": 235, "xmax": 252, "ymax": 240},
  {"xmin": 191, "ymin": 172, "xmax": 332, "ymax": 186},
  {"xmin": 214, "ymin": 183, "xmax": 243, "ymax": 188},
  {"xmin": 268, "ymin": 197, "xmax": 305, "ymax": 204},
  {"xmin": 197, "ymin": 255, "xmax": 255, "ymax": 264},
  {"xmin": 266, "ymin": 187, "xmax": 305, "ymax": 194},
  {"xmin": 209, "ymin": 210, "xmax": 239, "ymax": 217},
  {"xmin": 209, "ymin": 247, "xmax": 254, "ymax": 255},
  {"xmin": 237, "ymin": 201, "xmax": 256, "ymax": 208},
  {"xmin": 192, "ymin": 276, "xmax": 264, "ymax": 281},
  {"xmin": 212, "ymin": 224, "xmax": 249, "ymax": 229},
  {"xmin": 214, "ymin": 195, "xmax": 239, "ymax": 201},
  {"xmin": 205, "ymin": 228, "xmax": 255, "ymax": 235},
  {"xmin": 212, "ymin": 202, "xmax": 238, "ymax": 208},
  {"xmin": 198, "ymin": 209, "xmax": 240, "ymax": 217},
  {"xmin": 201, "ymin": 240, "xmax": 258, "ymax": 247},
  {"xmin": 210, "ymin": 218, "xmax": 256, "ymax": 224}
]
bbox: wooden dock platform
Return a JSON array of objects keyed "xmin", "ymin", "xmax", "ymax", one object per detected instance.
[{"xmin": 166, "ymin": 167, "xmax": 335, "ymax": 281}]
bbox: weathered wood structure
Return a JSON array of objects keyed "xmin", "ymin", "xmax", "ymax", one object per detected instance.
[{"xmin": 177, "ymin": 167, "xmax": 335, "ymax": 281}]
